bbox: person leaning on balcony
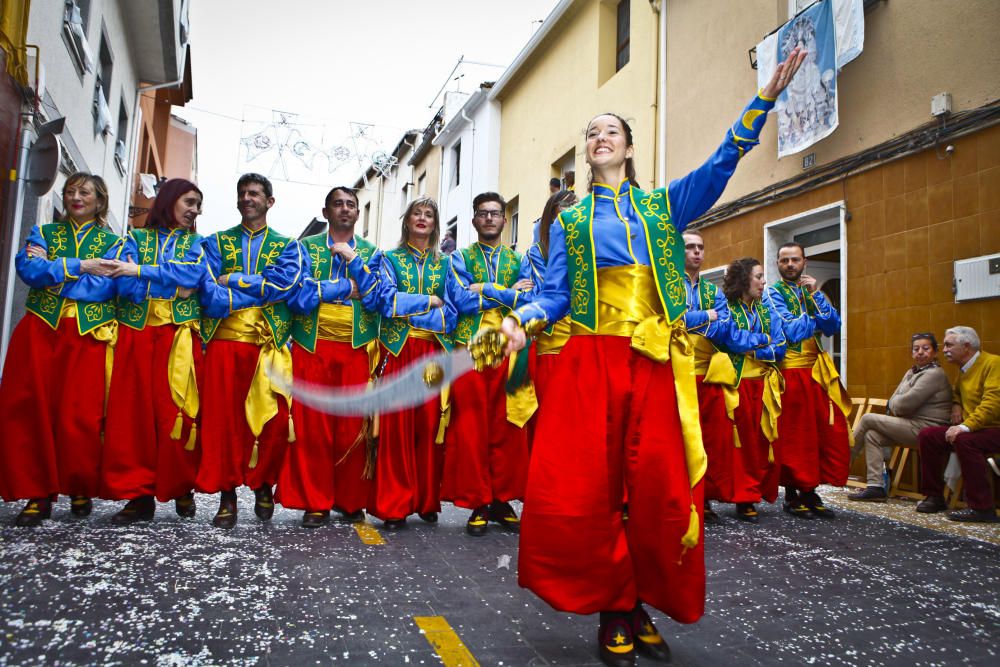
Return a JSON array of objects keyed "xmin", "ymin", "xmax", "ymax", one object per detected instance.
[
  {"xmin": 499, "ymin": 47, "xmax": 806, "ymax": 667},
  {"xmin": 0, "ymin": 173, "xmax": 123, "ymax": 526},
  {"xmin": 847, "ymin": 333, "xmax": 951, "ymax": 502},
  {"xmin": 915, "ymin": 326, "xmax": 1000, "ymax": 523}
]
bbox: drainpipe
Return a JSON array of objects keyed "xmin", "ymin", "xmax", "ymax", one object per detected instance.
[
  {"xmin": 0, "ymin": 113, "xmax": 34, "ymax": 369},
  {"xmin": 121, "ymin": 47, "xmax": 189, "ymax": 234},
  {"xmin": 460, "ymin": 107, "xmax": 476, "ymax": 247},
  {"xmin": 652, "ymin": 0, "xmax": 667, "ymax": 188}
]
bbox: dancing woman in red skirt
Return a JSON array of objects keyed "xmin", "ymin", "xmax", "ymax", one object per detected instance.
[{"xmin": 501, "ymin": 50, "xmax": 806, "ymax": 667}]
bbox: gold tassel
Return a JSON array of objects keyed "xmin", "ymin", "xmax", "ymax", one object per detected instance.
[
  {"xmin": 184, "ymin": 423, "xmax": 197, "ymax": 451},
  {"xmin": 249, "ymin": 440, "xmax": 259, "ymax": 469},
  {"xmin": 732, "ymin": 424, "xmax": 742, "ymax": 448},
  {"xmin": 335, "ymin": 418, "xmax": 370, "ymax": 467},
  {"xmin": 170, "ymin": 411, "xmax": 184, "ymax": 440},
  {"xmin": 678, "ymin": 503, "xmax": 701, "ymax": 563},
  {"xmin": 768, "ymin": 445, "xmax": 775, "ymax": 464},
  {"xmin": 828, "ymin": 400, "xmax": 834, "ymax": 426},
  {"xmin": 287, "ymin": 415, "xmax": 297, "ymax": 443},
  {"xmin": 435, "ymin": 404, "xmax": 451, "ymax": 445},
  {"xmin": 371, "ymin": 412, "xmax": 380, "ymax": 438}
]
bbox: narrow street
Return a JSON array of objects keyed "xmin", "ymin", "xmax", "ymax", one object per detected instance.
[{"xmin": 1, "ymin": 489, "xmax": 997, "ymax": 666}]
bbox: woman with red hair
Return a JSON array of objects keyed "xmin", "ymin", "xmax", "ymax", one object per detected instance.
[
  {"xmin": 0, "ymin": 173, "xmax": 123, "ymax": 525},
  {"xmin": 101, "ymin": 179, "xmax": 206, "ymax": 523}
]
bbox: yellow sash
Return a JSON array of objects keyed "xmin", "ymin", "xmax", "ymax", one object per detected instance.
[
  {"xmin": 571, "ymin": 264, "xmax": 704, "ymax": 552},
  {"xmin": 316, "ymin": 303, "xmax": 354, "ymax": 343},
  {"xmin": 536, "ymin": 317, "xmax": 571, "ymax": 355},
  {"xmin": 214, "ymin": 307, "xmax": 295, "ymax": 466}
]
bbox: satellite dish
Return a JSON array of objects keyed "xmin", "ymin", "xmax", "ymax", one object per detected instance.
[{"xmin": 26, "ymin": 133, "xmax": 62, "ymax": 197}]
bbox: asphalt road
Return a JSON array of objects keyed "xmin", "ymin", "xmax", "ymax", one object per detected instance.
[{"xmin": 0, "ymin": 489, "xmax": 997, "ymax": 666}]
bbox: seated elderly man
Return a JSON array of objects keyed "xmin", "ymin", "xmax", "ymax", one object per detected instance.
[
  {"xmin": 848, "ymin": 333, "xmax": 952, "ymax": 502},
  {"xmin": 916, "ymin": 326, "xmax": 1000, "ymax": 522}
]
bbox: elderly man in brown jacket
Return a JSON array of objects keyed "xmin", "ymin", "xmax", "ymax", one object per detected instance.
[{"xmin": 848, "ymin": 333, "xmax": 952, "ymax": 502}]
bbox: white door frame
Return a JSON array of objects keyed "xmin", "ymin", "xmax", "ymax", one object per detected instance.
[{"xmin": 763, "ymin": 201, "xmax": 848, "ymax": 380}]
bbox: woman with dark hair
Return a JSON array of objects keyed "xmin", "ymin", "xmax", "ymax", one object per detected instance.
[
  {"xmin": 101, "ymin": 179, "xmax": 206, "ymax": 523},
  {"xmin": 714, "ymin": 257, "xmax": 786, "ymax": 522},
  {"xmin": 353, "ymin": 197, "xmax": 469, "ymax": 529},
  {"xmin": 525, "ymin": 188, "xmax": 578, "ymax": 401},
  {"xmin": 0, "ymin": 173, "xmax": 123, "ymax": 525},
  {"xmin": 500, "ymin": 49, "xmax": 805, "ymax": 666}
]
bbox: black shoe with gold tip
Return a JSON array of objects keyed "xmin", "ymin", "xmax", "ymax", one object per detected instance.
[
  {"xmin": 111, "ymin": 496, "xmax": 155, "ymax": 525},
  {"xmin": 254, "ymin": 486, "xmax": 275, "ymax": 521},
  {"xmin": 735, "ymin": 503, "xmax": 760, "ymax": 524},
  {"xmin": 69, "ymin": 496, "xmax": 92, "ymax": 517},
  {"xmin": 801, "ymin": 490, "xmax": 835, "ymax": 519},
  {"xmin": 466, "ymin": 505, "xmax": 490, "ymax": 537},
  {"xmin": 15, "ymin": 498, "xmax": 52, "ymax": 527},
  {"xmin": 598, "ymin": 612, "xmax": 636, "ymax": 667},
  {"xmin": 703, "ymin": 501, "xmax": 722, "ymax": 525},
  {"xmin": 488, "ymin": 500, "xmax": 520, "ymax": 532},
  {"xmin": 782, "ymin": 489, "xmax": 814, "ymax": 520},
  {"xmin": 628, "ymin": 603, "xmax": 671, "ymax": 662},
  {"xmin": 302, "ymin": 510, "xmax": 330, "ymax": 529},
  {"xmin": 213, "ymin": 490, "xmax": 237, "ymax": 529},
  {"xmin": 175, "ymin": 492, "xmax": 196, "ymax": 518}
]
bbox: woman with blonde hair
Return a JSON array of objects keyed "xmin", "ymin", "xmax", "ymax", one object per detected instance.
[{"xmin": 0, "ymin": 173, "xmax": 123, "ymax": 525}]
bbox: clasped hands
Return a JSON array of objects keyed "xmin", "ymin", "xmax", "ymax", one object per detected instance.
[{"xmin": 27, "ymin": 243, "xmax": 197, "ymax": 297}]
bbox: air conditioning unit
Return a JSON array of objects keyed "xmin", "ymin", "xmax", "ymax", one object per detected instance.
[{"xmin": 954, "ymin": 253, "xmax": 1000, "ymax": 302}]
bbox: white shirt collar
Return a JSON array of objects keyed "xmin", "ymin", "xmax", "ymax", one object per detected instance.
[{"xmin": 961, "ymin": 351, "xmax": 981, "ymax": 373}]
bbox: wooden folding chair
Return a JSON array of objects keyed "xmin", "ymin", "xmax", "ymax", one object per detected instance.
[{"xmin": 845, "ymin": 398, "xmax": 870, "ymax": 488}]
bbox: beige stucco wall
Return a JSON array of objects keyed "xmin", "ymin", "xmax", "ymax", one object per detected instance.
[
  {"xmin": 665, "ymin": 0, "xmax": 1000, "ymax": 206},
  {"xmin": 496, "ymin": 0, "xmax": 660, "ymax": 251}
]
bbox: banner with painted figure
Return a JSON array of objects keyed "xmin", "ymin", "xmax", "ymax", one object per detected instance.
[{"xmin": 756, "ymin": 0, "xmax": 863, "ymax": 158}]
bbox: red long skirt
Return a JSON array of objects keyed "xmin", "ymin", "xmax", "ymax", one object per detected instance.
[
  {"xmin": 366, "ymin": 338, "xmax": 443, "ymax": 521},
  {"xmin": 519, "ymin": 336, "xmax": 705, "ymax": 622},
  {"xmin": 774, "ymin": 367, "xmax": 849, "ymax": 491},
  {"xmin": 101, "ymin": 324, "xmax": 202, "ymax": 502},
  {"xmin": 697, "ymin": 376, "xmax": 733, "ymax": 503},
  {"xmin": 441, "ymin": 356, "xmax": 529, "ymax": 510},
  {"xmin": 276, "ymin": 340, "xmax": 371, "ymax": 513},
  {"xmin": 703, "ymin": 378, "xmax": 778, "ymax": 504},
  {"xmin": 196, "ymin": 340, "xmax": 289, "ymax": 492},
  {"xmin": 0, "ymin": 315, "xmax": 106, "ymax": 500}
]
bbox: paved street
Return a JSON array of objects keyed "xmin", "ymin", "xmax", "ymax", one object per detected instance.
[{"xmin": 0, "ymin": 488, "xmax": 997, "ymax": 666}]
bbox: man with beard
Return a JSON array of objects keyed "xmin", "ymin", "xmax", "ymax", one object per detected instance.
[
  {"xmin": 198, "ymin": 173, "xmax": 302, "ymax": 528},
  {"xmin": 765, "ymin": 242, "xmax": 850, "ymax": 519},
  {"xmin": 443, "ymin": 191, "xmax": 535, "ymax": 536},
  {"xmin": 255, "ymin": 186, "xmax": 381, "ymax": 527},
  {"xmin": 683, "ymin": 231, "xmax": 770, "ymax": 523}
]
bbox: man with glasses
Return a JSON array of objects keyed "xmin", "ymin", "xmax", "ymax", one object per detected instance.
[
  {"xmin": 915, "ymin": 326, "xmax": 1000, "ymax": 522},
  {"xmin": 443, "ymin": 191, "xmax": 535, "ymax": 536},
  {"xmin": 229, "ymin": 186, "xmax": 380, "ymax": 528},
  {"xmin": 848, "ymin": 333, "xmax": 952, "ymax": 502}
]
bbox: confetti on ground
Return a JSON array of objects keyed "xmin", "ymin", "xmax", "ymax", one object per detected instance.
[{"xmin": 0, "ymin": 488, "xmax": 996, "ymax": 665}]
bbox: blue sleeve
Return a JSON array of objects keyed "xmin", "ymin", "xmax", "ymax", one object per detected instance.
[
  {"xmin": 448, "ymin": 250, "xmax": 487, "ymax": 315},
  {"xmin": 526, "ymin": 244, "xmax": 545, "ymax": 285},
  {"xmin": 349, "ymin": 251, "xmax": 384, "ymax": 313},
  {"xmin": 367, "ymin": 253, "xmax": 434, "ymax": 318},
  {"xmin": 226, "ymin": 241, "xmax": 306, "ymax": 303},
  {"xmin": 809, "ymin": 289, "xmax": 841, "ymax": 337},
  {"xmin": 115, "ymin": 236, "xmax": 148, "ymax": 303},
  {"xmin": 197, "ymin": 234, "xmax": 251, "ymax": 318},
  {"xmin": 138, "ymin": 236, "xmax": 207, "ymax": 291},
  {"xmin": 684, "ymin": 308, "xmax": 710, "ymax": 332},
  {"xmin": 764, "ymin": 286, "xmax": 815, "ymax": 344},
  {"xmin": 409, "ymin": 266, "xmax": 458, "ymax": 334},
  {"xmin": 482, "ymin": 255, "xmax": 533, "ymax": 309},
  {"xmin": 667, "ymin": 94, "xmax": 775, "ymax": 231},
  {"xmin": 753, "ymin": 303, "xmax": 786, "ymax": 363},
  {"xmin": 512, "ymin": 220, "xmax": 570, "ymax": 326},
  {"xmin": 15, "ymin": 225, "xmax": 70, "ymax": 288},
  {"xmin": 58, "ymin": 238, "xmax": 123, "ymax": 302}
]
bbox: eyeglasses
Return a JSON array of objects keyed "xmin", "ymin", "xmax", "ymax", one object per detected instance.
[{"xmin": 474, "ymin": 210, "xmax": 504, "ymax": 220}]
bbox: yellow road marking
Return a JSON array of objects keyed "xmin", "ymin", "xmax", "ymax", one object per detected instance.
[
  {"xmin": 354, "ymin": 521, "xmax": 385, "ymax": 545},
  {"xmin": 413, "ymin": 616, "xmax": 480, "ymax": 667}
]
